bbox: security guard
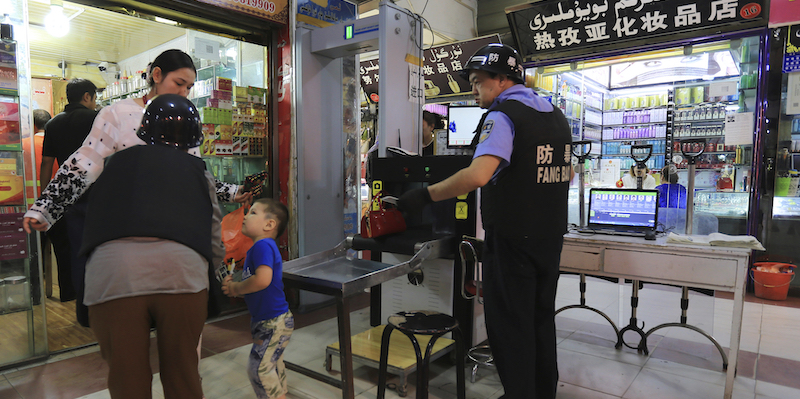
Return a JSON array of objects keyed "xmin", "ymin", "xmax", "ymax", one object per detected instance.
[{"xmin": 398, "ymin": 43, "xmax": 573, "ymax": 399}]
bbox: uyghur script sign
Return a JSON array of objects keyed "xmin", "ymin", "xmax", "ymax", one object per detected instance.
[
  {"xmin": 507, "ymin": 0, "xmax": 766, "ymax": 62},
  {"xmin": 360, "ymin": 35, "xmax": 501, "ymax": 100}
]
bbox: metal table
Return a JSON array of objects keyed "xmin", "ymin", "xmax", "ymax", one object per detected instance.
[{"xmin": 282, "ymin": 233, "xmax": 454, "ymax": 399}]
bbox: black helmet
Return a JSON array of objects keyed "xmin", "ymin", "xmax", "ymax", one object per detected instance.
[
  {"xmin": 136, "ymin": 94, "xmax": 203, "ymax": 149},
  {"xmin": 459, "ymin": 43, "xmax": 525, "ymax": 84}
]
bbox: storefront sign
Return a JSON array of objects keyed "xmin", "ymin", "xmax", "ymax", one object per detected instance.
[
  {"xmin": 359, "ymin": 35, "xmax": 501, "ymax": 100},
  {"xmin": 769, "ymin": 0, "xmax": 800, "ymax": 28},
  {"xmin": 784, "ymin": 25, "xmax": 800, "ymax": 73},
  {"xmin": 297, "ymin": 0, "xmax": 357, "ymax": 28},
  {"xmin": 196, "ymin": 0, "xmax": 289, "ymax": 25},
  {"xmin": 422, "ymin": 35, "xmax": 501, "ymax": 98},
  {"xmin": 360, "ymin": 59, "xmax": 379, "ymax": 100},
  {"xmin": 507, "ymin": 0, "xmax": 767, "ymax": 61}
]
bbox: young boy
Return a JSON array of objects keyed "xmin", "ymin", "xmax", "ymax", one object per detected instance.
[{"xmin": 222, "ymin": 198, "xmax": 293, "ymax": 399}]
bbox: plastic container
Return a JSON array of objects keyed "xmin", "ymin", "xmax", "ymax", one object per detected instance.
[
  {"xmin": 751, "ymin": 263, "xmax": 795, "ymax": 301},
  {"xmin": 5, "ymin": 276, "xmax": 29, "ymax": 311}
]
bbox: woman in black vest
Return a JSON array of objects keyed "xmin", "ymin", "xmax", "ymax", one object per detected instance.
[{"xmin": 81, "ymin": 95, "xmax": 222, "ymax": 399}]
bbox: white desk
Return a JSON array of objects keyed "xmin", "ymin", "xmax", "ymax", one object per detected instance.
[{"xmin": 560, "ymin": 234, "xmax": 752, "ymax": 399}]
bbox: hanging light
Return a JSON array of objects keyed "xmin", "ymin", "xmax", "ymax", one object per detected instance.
[{"xmin": 44, "ymin": 0, "xmax": 69, "ymax": 38}]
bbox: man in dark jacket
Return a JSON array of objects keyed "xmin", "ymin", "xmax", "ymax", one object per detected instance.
[
  {"xmin": 399, "ymin": 44, "xmax": 573, "ymax": 399},
  {"xmin": 41, "ymin": 78, "xmax": 97, "ymax": 305}
]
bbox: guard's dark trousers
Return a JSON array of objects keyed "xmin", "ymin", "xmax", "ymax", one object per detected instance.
[{"xmin": 483, "ymin": 228, "xmax": 563, "ymax": 399}]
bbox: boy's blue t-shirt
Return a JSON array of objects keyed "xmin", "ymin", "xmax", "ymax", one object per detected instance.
[{"xmin": 242, "ymin": 238, "xmax": 289, "ymax": 322}]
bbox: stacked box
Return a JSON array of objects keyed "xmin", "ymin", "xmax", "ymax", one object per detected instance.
[
  {"xmin": 200, "ymin": 107, "xmax": 217, "ymax": 124},
  {"xmin": 232, "ymin": 114, "xmax": 242, "ymax": 136},
  {"xmin": 202, "ymin": 138, "xmax": 216, "ymax": 156},
  {"xmin": 235, "ymin": 86, "xmax": 248, "ymax": 102},
  {"xmin": 240, "ymin": 137, "xmax": 250, "ymax": 156},
  {"xmin": 215, "ymin": 77, "xmax": 233, "ymax": 92},
  {"xmin": 232, "ymin": 136, "xmax": 241, "ymax": 156},
  {"xmin": 247, "ymin": 86, "xmax": 265, "ymax": 104},
  {"xmin": 210, "ymin": 90, "xmax": 232, "ymax": 101}
]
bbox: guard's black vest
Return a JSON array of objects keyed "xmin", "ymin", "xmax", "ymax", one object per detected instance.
[
  {"xmin": 81, "ymin": 145, "xmax": 213, "ymax": 262},
  {"xmin": 473, "ymin": 99, "xmax": 572, "ymax": 240}
]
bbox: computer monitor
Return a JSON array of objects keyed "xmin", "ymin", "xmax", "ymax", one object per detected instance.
[
  {"xmin": 587, "ymin": 188, "xmax": 659, "ymax": 232},
  {"xmin": 447, "ymin": 105, "xmax": 485, "ymax": 148}
]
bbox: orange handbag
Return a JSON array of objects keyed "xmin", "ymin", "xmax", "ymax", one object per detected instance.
[{"xmin": 361, "ymin": 195, "xmax": 407, "ymax": 238}]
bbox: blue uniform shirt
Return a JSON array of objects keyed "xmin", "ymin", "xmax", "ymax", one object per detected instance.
[
  {"xmin": 473, "ymin": 85, "xmax": 555, "ymax": 181},
  {"xmin": 656, "ymin": 183, "xmax": 688, "ymax": 209},
  {"xmin": 242, "ymin": 238, "xmax": 289, "ymax": 322}
]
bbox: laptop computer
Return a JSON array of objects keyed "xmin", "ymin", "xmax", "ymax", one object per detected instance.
[{"xmin": 579, "ymin": 188, "xmax": 659, "ymax": 236}]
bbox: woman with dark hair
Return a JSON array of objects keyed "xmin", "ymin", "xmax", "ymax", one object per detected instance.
[
  {"xmin": 22, "ymin": 50, "xmax": 253, "ymax": 398},
  {"xmin": 656, "ymin": 164, "xmax": 688, "ymax": 209},
  {"xmin": 24, "ymin": 48, "xmax": 252, "ymax": 234},
  {"xmin": 421, "ymin": 110, "xmax": 442, "ymax": 156}
]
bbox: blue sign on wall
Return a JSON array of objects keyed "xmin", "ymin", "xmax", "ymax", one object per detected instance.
[
  {"xmin": 298, "ymin": 0, "xmax": 357, "ymax": 28},
  {"xmin": 784, "ymin": 25, "xmax": 800, "ymax": 73}
]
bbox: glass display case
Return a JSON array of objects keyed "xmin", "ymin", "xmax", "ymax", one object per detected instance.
[
  {"xmin": 530, "ymin": 35, "xmax": 760, "ymax": 235},
  {"xmin": 0, "ymin": 0, "xmax": 48, "ymax": 368},
  {"xmin": 187, "ymin": 33, "xmax": 271, "ymax": 216}
]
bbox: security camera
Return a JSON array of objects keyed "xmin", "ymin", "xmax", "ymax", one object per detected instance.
[{"xmin": 98, "ymin": 62, "xmax": 108, "ymax": 72}]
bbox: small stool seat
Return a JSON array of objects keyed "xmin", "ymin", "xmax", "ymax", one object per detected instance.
[
  {"xmin": 378, "ymin": 311, "xmax": 466, "ymax": 399},
  {"xmin": 387, "ymin": 311, "xmax": 459, "ymax": 335}
]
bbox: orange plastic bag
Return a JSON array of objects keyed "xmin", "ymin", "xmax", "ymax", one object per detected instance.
[{"xmin": 221, "ymin": 206, "xmax": 253, "ymax": 268}]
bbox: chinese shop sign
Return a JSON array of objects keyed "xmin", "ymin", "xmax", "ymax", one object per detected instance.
[
  {"xmin": 197, "ymin": 0, "xmax": 289, "ymax": 25},
  {"xmin": 507, "ymin": 0, "xmax": 766, "ymax": 61}
]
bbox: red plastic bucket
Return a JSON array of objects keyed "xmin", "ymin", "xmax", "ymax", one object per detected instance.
[{"xmin": 751, "ymin": 263, "xmax": 795, "ymax": 301}]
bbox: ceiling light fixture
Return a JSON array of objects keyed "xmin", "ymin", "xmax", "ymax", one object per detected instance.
[
  {"xmin": 44, "ymin": 0, "xmax": 69, "ymax": 38},
  {"xmin": 154, "ymin": 16, "xmax": 178, "ymax": 25}
]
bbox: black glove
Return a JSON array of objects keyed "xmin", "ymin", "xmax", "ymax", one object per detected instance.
[{"xmin": 397, "ymin": 187, "xmax": 433, "ymax": 213}]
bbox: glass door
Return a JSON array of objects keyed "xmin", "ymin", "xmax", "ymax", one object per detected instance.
[
  {"xmin": 1, "ymin": 0, "xmax": 48, "ymax": 367},
  {"xmin": 763, "ymin": 25, "xmax": 800, "ymax": 295}
]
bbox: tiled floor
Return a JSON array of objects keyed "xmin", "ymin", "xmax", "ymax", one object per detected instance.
[{"xmin": 2, "ymin": 276, "xmax": 800, "ymax": 399}]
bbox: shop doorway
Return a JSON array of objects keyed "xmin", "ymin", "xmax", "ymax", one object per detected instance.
[{"xmin": 3, "ymin": 0, "xmax": 273, "ymax": 359}]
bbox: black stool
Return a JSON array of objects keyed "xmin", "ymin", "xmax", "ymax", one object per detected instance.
[
  {"xmin": 377, "ymin": 311, "xmax": 466, "ymax": 399},
  {"xmin": 459, "ymin": 237, "xmax": 495, "ymax": 383}
]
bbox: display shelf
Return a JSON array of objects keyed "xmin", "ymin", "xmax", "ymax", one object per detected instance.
[
  {"xmin": 675, "ymin": 164, "xmax": 738, "ymax": 169},
  {"xmin": 602, "ymin": 153, "xmax": 665, "ymax": 156},
  {"xmin": 605, "ymin": 105, "xmax": 668, "ymax": 112},
  {"xmin": 562, "ymin": 97, "xmax": 603, "ymax": 112},
  {"xmin": 674, "ymin": 135, "xmax": 726, "ymax": 139},
  {"xmin": 675, "ymin": 118, "xmax": 726, "ymax": 124},
  {"xmin": 604, "ymin": 122, "xmax": 667, "ymax": 127},
  {"xmin": 604, "ymin": 137, "xmax": 664, "ymax": 141},
  {"xmin": 584, "ymin": 103, "xmax": 603, "ymax": 113},
  {"xmin": 100, "ymin": 87, "xmax": 147, "ymax": 103}
]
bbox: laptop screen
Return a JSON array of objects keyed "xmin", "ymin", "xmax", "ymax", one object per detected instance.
[{"xmin": 588, "ymin": 189, "xmax": 659, "ymax": 231}]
